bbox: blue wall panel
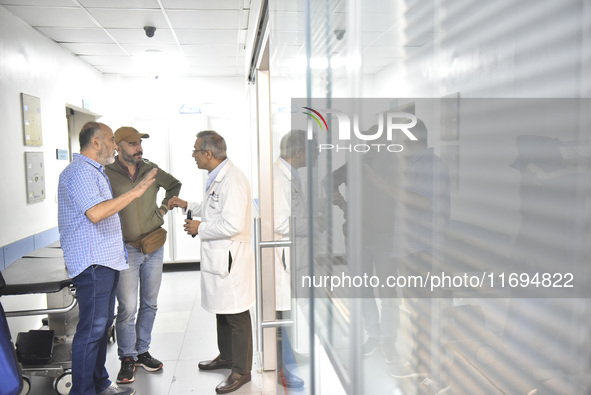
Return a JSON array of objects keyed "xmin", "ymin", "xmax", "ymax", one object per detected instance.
[
  {"xmin": 34, "ymin": 227, "xmax": 60, "ymax": 249},
  {"xmin": 1, "ymin": 227, "xmax": 59, "ymax": 269},
  {"xmin": 3, "ymin": 237, "xmax": 35, "ymax": 268}
]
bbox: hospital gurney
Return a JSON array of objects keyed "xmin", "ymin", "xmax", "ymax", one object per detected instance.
[{"xmin": 0, "ymin": 244, "xmax": 77, "ymax": 395}]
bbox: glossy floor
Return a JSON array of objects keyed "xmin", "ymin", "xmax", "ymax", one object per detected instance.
[{"xmin": 26, "ymin": 265, "xmax": 282, "ymax": 395}]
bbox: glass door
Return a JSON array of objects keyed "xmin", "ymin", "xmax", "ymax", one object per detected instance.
[
  {"xmin": 132, "ymin": 116, "xmax": 205, "ymax": 263},
  {"xmin": 249, "ymin": 2, "xmax": 316, "ymax": 392}
]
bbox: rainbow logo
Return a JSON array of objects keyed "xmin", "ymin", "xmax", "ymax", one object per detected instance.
[{"xmin": 302, "ymin": 107, "xmax": 328, "ymax": 131}]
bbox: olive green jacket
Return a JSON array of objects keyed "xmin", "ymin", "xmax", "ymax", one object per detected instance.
[{"xmin": 106, "ymin": 158, "xmax": 181, "ymax": 242}]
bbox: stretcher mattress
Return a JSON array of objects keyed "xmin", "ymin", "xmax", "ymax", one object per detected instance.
[{"xmin": 0, "ymin": 254, "xmax": 71, "ymax": 296}]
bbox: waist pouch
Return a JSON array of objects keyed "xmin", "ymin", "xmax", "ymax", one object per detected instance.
[{"xmin": 128, "ymin": 227, "xmax": 167, "ymax": 254}]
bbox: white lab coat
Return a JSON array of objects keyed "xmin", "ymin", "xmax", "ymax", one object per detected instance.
[
  {"xmin": 186, "ymin": 160, "xmax": 255, "ymax": 314},
  {"xmin": 273, "ymin": 158, "xmax": 309, "ymax": 311}
]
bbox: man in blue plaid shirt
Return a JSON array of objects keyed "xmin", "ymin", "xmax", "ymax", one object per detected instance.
[{"xmin": 58, "ymin": 121, "xmax": 157, "ymax": 395}]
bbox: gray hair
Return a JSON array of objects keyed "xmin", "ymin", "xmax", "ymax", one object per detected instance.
[
  {"xmin": 196, "ymin": 130, "xmax": 227, "ymax": 160},
  {"xmin": 79, "ymin": 122, "xmax": 102, "ymax": 150},
  {"xmin": 280, "ymin": 129, "xmax": 308, "ymax": 159}
]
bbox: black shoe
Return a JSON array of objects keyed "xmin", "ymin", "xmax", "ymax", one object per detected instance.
[
  {"xmin": 278, "ymin": 368, "xmax": 304, "ymax": 389},
  {"xmin": 362, "ymin": 337, "xmax": 380, "ymax": 357},
  {"xmin": 215, "ymin": 371, "xmax": 251, "ymax": 394},
  {"xmin": 116, "ymin": 357, "xmax": 136, "ymax": 384},
  {"xmin": 136, "ymin": 351, "xmax": 163, "ymax": 372},
  {"xmin": 382, "ymin": 340, "xmax": 401, "ymax": 364},
  {"xmin": 198, "ymin": 355, "xmax": 233, "ymax": 370}
]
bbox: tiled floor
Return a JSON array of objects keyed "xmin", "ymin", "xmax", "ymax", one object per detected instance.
[
  {"xmin": 26, "ymin": 265, "xmax": 283, "ymax": 395},
  {"xmin": 21, "ymin": 265, "xmax": 417, "ymax": 395}
]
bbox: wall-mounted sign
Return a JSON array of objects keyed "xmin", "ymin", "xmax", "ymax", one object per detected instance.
[
  {"xmin": 21, "ymin": 93, "xmax": 43, "ymax": 146},
  {"xmin": 56, "ymin": 149, "xmax": 69, "ymax": 160},
  {"xmin": 25, "ymin": 152, "xmax": 46, "ymax": 203}
]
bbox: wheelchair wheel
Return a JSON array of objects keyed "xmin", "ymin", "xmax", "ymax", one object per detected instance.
[
  {"xmin": 20, "ymin": 376, "xmax": 31, "ymax": 395},
  {"xmin": 53, "ymin": 369, "xmax": 73, "ymax": 395},
  {"xmin": 109, "ymin": 315, "xmax": 117, "ymax": 343}
]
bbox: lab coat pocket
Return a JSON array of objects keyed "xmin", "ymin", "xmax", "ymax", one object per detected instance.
[{"xmin": 201, "ymin": 245, "xmax": 232, "ymax": 278}]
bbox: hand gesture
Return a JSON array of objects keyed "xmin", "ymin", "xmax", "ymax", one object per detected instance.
[
  {"xmin": 168, "ymin": 196, "xmax": 188, "ymax": 210},
  {"xmin": 132, "ymin": 168, "xmax": 157, "ymax": 197}
]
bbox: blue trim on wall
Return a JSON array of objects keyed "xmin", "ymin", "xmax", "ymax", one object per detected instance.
[
  {"xmin": 1, "ymin": 227, "xmax": 60, "ymax": 270},
  {"xmin": 34, "ymin": 227, "xmax": 60, "ymax": 250},
  {"xmin": 3, "ymin": 237, "xmax": 35, "ymax": 269}
]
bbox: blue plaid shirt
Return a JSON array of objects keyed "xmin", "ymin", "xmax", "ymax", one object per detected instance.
[{"xmin": 58, "ymin": 153, "xmax": 128, "ymax": 278}]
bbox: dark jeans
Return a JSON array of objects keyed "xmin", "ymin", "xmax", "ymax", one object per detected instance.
[
  {"xmin": 400, "ymin": 251, "xmax": 451, "ymax": 381},
  {"xmin": 71, "ymin": 265, "xmax": 119, "ymax": 395},
  {"xmin": 216, "ymin": 310, "xmax": 253, "ymax": 375}
]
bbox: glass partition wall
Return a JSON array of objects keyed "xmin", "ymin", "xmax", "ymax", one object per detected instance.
[{"xmin": 266, "ymin": 0, "xmax": 591, "ymax": 394}]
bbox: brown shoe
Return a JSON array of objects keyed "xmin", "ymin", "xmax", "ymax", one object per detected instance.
[
  {"xmin": 215, "ymin": 371, "xmax": 252, "ymax": 394},
  {"xmin": 198, "ymin": 355, "xmax": 233, "ymax": 370}
]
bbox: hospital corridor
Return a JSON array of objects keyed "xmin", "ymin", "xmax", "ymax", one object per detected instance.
[
  {"xmin": 18, "ymin": 266, "xmax": 281, "ymax": 395},
  {"xmin": 1, "ymin": 0, "xmax": 591, "ymax": 394}
]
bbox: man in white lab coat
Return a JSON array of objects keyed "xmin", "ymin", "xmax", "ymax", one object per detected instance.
[
  {"xmin": 273, "ymin": 130, "xmax": 318, "ymax": 389},
  {"xmin": 168, "ymin": 130, "xmax": 254, "ymax": 394}
]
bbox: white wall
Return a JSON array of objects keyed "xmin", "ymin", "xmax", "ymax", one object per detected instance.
[
  {"xmin": 0, "ymin": 5, "xmax": 106, "ymax": 247},
  {"xmin": 0, "ymin": 4, "xmax": 253, "ymax": 249},
  {"xmin": 101, "ymin": 75, "xmax": 252, "ymax": 185}
]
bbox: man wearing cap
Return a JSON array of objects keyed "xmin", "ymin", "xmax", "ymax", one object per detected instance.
[{"xmin": 105, "ymin": 126, "xmax": 182, "ymax": 384}]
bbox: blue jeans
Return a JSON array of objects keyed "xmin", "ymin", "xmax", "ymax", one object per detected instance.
[
  {"xmin": 71, "ymin": 265, "xmax": 119, "ymax": 395},
  {"xmin": 362, "ymin": 234, "xmax": 400, "ymax": 342},
  {"xmin": 116, "ymin": 245, "xmax": 164, "ymax": 359}
]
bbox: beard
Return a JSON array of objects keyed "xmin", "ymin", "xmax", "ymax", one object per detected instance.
[
  {"xmin": 104, "ymin": 154, "xmax": 115, "ymax": 165},
  {"xmin": 121, "ymin": 150, "xmax": 142, "ymax": 165},
  {"xmin": 98, "ymin": 144, "xmax": 116, "ymax": 165}
]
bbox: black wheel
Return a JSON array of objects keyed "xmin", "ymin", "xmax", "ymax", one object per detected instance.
[
  {"xmin": 53, "ymin": 369, "xmax": 73, "ymax": 395},
  {"xmin": 108, "ymin": 323, "xmax": 116, "ymax": 343},
  {"xmin": 109, "ymin": 315, "xmax": 117, "ymax": 343}
]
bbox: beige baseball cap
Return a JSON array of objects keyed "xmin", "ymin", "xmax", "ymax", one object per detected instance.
[{"xmin": 114, "ymin": 126, "xmax": 150, "ymax": 144}]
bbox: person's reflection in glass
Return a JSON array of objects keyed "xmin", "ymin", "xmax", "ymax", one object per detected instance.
[{"xmin": 273, "ymin": 130, "xmax": 320, "ymax": 390}]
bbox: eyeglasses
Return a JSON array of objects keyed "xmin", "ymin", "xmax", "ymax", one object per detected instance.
[{"xmin": 192, "ymin": 149, "xmax": 207, "ymax": 155}]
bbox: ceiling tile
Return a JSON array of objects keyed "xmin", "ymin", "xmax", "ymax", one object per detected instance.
[
  {"xmin": 175, "ymin": 29, "xmax": 239, "ymax": 45},
  {"xmin": 162, "ymin": 0, "xmax": 242, "ymax": 10},
  {"xmin": 106, "ymin": 28, "xmax": 177, "ymax": 45},
  {"xmin": 166, "ymin": 10, "xmax": 239, "ymax": 29},
  {"xmin": 3, "ymin": 5, "xmax": 96, "ymax": 28},
  {"xmin": 87, "ymin": 8, "xmax": 167, "ymax": 29},
  {"xmin": 121, "ymin": 44, "xmax": 181, "ymax": 56},
  {"xmin": 1, "ymin": 0, "xmax": 419, "ymax": 78},
  {"xmin": 60, "ymin": 42, "xmax": 128, "ymax": 56},
  {"xmin": 0, "ymin": 0, "xmax": 72, "ymax": 5},
  {"xmin": 78, "ymin": 0, "xmax": 160, "ymax": 9},
  {"xmin": 36, "ymin": 27, "xmax": 114, "ymax": 43}
]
